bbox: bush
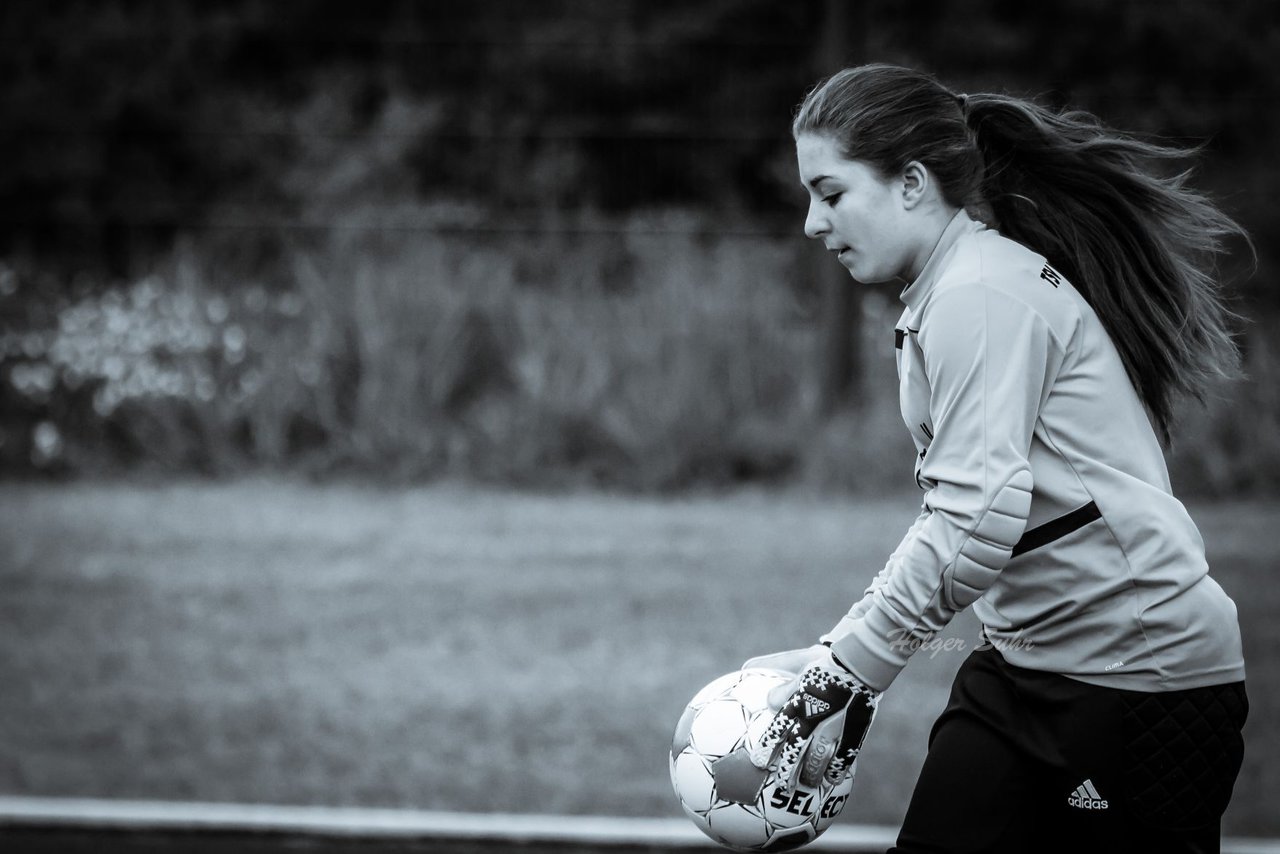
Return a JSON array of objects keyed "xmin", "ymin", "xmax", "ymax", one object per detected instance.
[
  {"xmin": 0, "ymin": 213, "xmax": 827, "ymax": 489},
  {"xmin": 3, "ymin": 218, "xmax": 1277, "ymax": 495}
]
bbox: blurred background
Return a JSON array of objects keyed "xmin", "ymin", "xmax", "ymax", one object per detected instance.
[
  {"xmin": 2, "ymin": 0, "xmax": 1278, "ymax": 490},
  {"xmin": 1, "ymin": 0, "xmax": 1278, "ymax": 846}
]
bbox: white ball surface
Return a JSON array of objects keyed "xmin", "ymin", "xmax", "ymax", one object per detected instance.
[{"xmin": 669, "ymin": 667, "xmax": 863, "ymax": 852}]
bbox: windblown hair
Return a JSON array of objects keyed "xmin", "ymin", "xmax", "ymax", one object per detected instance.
[{"xmin": 794, "ymin": 63, "xmax": 1246, "ymax": 445}]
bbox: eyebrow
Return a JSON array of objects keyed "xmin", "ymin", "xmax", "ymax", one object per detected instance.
[{"xmin": 807, "ymin": 175, "xmax": 835, "ymax": 189}]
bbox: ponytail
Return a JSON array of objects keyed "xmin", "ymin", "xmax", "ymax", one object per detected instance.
[
  {"xmin": 962, "ymin": 95, "xmax": 1246, "ymax": 445},
  {"xmin": 795, "ymin": 64, "xmax": 1248, "ymax": 445}
]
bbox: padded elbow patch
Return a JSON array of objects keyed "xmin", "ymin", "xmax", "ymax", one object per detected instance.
[{"xmin": 944, "ymin": 470, "xmax": 1033, "ymax": 609}]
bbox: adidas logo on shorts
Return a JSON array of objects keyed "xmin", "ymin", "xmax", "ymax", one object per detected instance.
[{"xmin": 1067, "ymin": 778, "xmax": 1109, "ymax": 810}]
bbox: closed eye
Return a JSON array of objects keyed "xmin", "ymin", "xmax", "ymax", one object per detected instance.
[{"xmin": 822, "ymin": 193, "xmax": 842, "ymax": 207}]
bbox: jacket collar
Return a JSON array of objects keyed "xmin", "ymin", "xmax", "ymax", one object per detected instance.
[{"xmin": 900, "ymin": 209, "xmax": 987, "ymax": 312}]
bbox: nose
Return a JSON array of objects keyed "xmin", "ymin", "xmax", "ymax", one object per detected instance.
[{"xmin": 804, "ymin": 200, "xmax": 829, "ymax": 240}]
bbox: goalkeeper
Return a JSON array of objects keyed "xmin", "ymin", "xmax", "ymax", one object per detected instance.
[{"xmin": 747, "ymin": 63, "xmax": 1248, "ymax": 854}]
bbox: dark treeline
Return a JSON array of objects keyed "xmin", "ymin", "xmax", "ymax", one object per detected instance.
[
  {"xmin": 6, "ymin": 0, "xmax": 1277, "ymax": 276},
  {"xmin": 2, "ymin": 0, "xmax": 1277, "ymax": 491}
]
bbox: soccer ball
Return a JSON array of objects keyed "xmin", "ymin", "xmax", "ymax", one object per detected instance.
[{"xmin": 669, "ymin": 668, "xmax": 856, "ymax": 852}]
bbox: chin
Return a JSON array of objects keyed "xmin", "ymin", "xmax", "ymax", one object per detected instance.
[
  {"xmin": 848, "ymin": 267, "xmax": 890, "ymax": 285},
  {"xmin": 840, "ymin": 261, "xmax": 868, "ymax": 281}
]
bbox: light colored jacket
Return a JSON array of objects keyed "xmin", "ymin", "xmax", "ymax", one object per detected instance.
[{"xmin": 824, "ymin": 210, "xmax": 1245, "ymax": 693}]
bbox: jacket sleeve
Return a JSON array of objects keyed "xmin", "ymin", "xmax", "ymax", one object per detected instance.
[{"xmin": 824, "ymin": 283, "xmax": 1065, "ymax": 691}]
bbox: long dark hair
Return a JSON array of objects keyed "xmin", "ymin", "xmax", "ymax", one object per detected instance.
[{"xmin": 794, "ymin": 63, "xmax": 1246, "ymax": 445}]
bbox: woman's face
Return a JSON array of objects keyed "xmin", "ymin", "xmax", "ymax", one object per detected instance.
[{"xmin": 796, "ymin": 133, "xmax": 916, "ymax": 284}]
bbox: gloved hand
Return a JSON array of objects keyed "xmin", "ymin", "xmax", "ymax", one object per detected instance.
[{"xmin": 743, "ymin": 644, "xmax": 880, "ymax": 792}]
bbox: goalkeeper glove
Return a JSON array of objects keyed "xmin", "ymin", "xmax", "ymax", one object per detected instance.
[{"xmin": 744, "ymin": 644, "xmax": 880, "ymax": 792}]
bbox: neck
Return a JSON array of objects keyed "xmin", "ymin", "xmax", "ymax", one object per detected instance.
[{"xmin": 903, "ymin": 204, "xmax": 962, "ymax": 283}]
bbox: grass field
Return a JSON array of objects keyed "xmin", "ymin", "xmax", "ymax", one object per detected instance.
[{"xmin": 0, "ymin": 481, "xmax": 1276, "ymax": 837}]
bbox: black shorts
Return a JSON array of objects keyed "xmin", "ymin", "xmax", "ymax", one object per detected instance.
[{"xmin": 890, "ymin": 647, "xmax": 1248, "ymax": 854}]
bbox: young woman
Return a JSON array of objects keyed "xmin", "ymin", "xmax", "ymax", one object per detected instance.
[{"xmin": 745, "ymin": 64, "xmax": 1249, "ymax": 853}]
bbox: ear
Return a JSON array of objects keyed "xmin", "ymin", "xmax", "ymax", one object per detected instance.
[{"xmin": 900, "ymin": 161, "xmax": 930, "ymax": 210}]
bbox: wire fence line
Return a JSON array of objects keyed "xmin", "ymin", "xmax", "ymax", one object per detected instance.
[
  {"xmin": 7, "ymin": 102, "xmax": 1279, "ymax": 141},
  {"xmin": 0, "ymin": 217, "xmax": 804, "ymax": 239},
  {"xmin": 4, "ymin": 127, "xmax": 797, "ymax": 141}
]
